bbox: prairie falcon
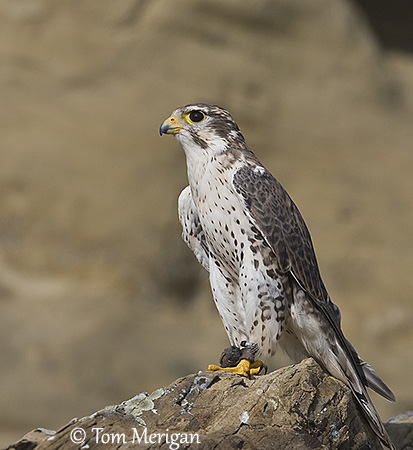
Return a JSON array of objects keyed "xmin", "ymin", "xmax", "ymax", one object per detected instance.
[{"xmin": 160, "ymin": 103, "xmax": 395, "ymax": 449}]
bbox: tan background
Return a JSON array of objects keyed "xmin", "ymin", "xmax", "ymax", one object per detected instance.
[{"xmin": 0, "ymin": 0, "xmax": 412, "ymax": 445}]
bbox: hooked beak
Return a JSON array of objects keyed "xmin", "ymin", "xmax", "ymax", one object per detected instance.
[{"xmin": 159, "ymin": 115, "xmax": 182, "ymax": 136}]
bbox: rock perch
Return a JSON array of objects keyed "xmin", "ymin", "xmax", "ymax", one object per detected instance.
[{"xmin": 4, "ymin": 359, "xmax": 412, "ymax": 450}]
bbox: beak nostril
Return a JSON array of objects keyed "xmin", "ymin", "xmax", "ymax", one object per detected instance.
[{"xmin": 160, "ymin": 117, "xmax": 181, "ymax": 136}]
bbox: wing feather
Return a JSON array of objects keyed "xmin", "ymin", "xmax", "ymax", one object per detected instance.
[
  {"xmin": 178, "ymin": 186, "xmax": 210, "ymax": 272},
  {"xmin": 233, "ymin": 164, "xmax": 328, "ymax": 305},
  {"xmin": 231, "ymin": 164, "xmax": 376, "ymax": 373}
]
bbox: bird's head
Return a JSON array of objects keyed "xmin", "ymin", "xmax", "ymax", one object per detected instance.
[{"xmin": 160, "ymin": 103, "xmax": 246, "ymax": 157}]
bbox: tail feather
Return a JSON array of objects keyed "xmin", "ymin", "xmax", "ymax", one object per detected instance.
[
  {"xmin": 347, "ymin": 381, "xmax": 396, "ymax": 450},
  {"xmin": 345, "ymin": 337, "xmax": 396, "ymax": 403},
  {"xmin": 304, "ymin": 318, "xmax": 395, "ymax": 448},
  {"xmin": 360, "ymin": 361, "xmax": 396, "ymax": 403},
  {"xmin": 333, "ymin": 341, "xmax": 396, "ymax": 450},
  {"xmin": 297, "ymin": 330, "xmax": 396, "ymax": 449},
  {"xmin": 289, "ymin": 286, "xmax": 396, "ymax": 449}
]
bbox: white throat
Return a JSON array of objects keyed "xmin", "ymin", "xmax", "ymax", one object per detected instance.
[{"xmin": 175, "ymin": 132, "xmax": 229, "ymax": 190}]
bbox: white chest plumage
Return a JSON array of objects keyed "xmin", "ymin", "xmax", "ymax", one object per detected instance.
[{"xmin": 189, "ymin": 154, "xmax": 244, "ymax": 273}]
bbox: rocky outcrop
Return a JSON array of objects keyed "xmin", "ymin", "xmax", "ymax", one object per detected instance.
[{"xmin": 5, "ymin": 359, "xmax": 412, "ymax": 450}]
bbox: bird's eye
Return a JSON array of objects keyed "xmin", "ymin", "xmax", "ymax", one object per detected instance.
[{"xmin": 188, "ymin": 110, "xmax": 205, "ymax": 123}]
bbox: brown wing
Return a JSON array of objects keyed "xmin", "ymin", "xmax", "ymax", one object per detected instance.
[
  {"xmin": 232, "ymin": 163, "xmax": 360, "ymax": 373},
  {"xmin": 233, "ymin": 164, "xmax": 329, "ymax": 307}
]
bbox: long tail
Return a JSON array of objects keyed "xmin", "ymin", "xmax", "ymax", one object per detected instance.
[
  {"xmin": 293, "ymin": 295, "xmax": 396, "ymax": 449},
  {"xmin": 347, "ymin": 375, "xmax": 395, "ymax": 450},
  {"xmin": 343, "ymin": 339, "xmax": 396, "ymax": 449},
  {"xmin": 346, "ymin": 338, "xmax": 396, "ymax": 403},
  {"xmin": 315, "ymin": 340, "xmax": 396, "ymax": 449},
  {"xmin": 318, "ymin": 323, "xmax": 396, "ymax": 449}
]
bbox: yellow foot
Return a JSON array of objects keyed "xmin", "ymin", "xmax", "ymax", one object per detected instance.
[{"xmin": 208, "ymin": 358, "xmax": 263, "ymax": 377}]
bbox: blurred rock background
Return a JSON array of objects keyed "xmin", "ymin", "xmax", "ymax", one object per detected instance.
[{"xmin": 0, "ymin": 0, "xmax": 412, "ymax": 445}]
